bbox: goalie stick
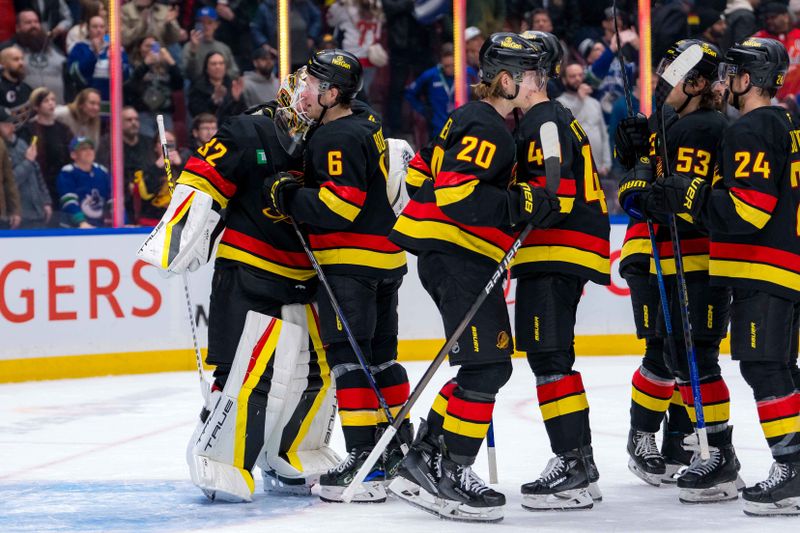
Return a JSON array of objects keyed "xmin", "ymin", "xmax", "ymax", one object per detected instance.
[{"xmin": 341, "ymin": 121, "xmax": 563, "ymax": 503}]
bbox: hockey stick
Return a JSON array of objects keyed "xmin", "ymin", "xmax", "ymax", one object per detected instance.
[
  {"xmin": 653, "ymin": 48, "xmax": 711, "ymax": 459},
  {"xmin": 341, "ymin": 121, "xmax": 562, "ymax": 503},
  {"xmin": 157, "ymin": 115, "xmax": 209, "ymax": 403},
  {"xmin": 287, "ymin": 217, "xmax": 404, "ymax": 436},
  {"xmin": 487, "ymin": 420, "xmax": 498, "ymax": 484}
]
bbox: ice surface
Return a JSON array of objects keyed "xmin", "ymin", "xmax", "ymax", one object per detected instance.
[{"xmin": 1, "ymin": 357, "xmax": 794, "ymax": 532}]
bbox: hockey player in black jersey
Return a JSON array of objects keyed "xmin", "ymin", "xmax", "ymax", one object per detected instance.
[
  {"xmin": 618, "ymin": 40, "xmax": 741, "ymax": 502},
  {"xmin": 387, "ymin": 33, "xmax": 560, "ymax": 522},
  {"xmin": 263, "ymin": 49, "xmax": 411, "ymax": 504},
  {"xmin": 647, "ymin": 37, "xmax": 800, "ymax": 516},
  {"xmin": 511, "ymin": 30, "xmax": 610, "ymax": 511}
]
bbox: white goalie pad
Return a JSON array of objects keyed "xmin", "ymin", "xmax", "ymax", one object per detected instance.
[
  {"xmin": 386, "ymin": 138, "xmax": 415, "ymax": 216},
  {"xmin": 136, "ymin": 184, "xmax": 223, "ymax": 274}
]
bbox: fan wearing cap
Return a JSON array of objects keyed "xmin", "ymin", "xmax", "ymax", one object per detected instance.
[
  {"xmin": 181, "ymin": 6, "xmax": 239, "ymax": 82},
  {"xmin": 386, "ymin": 33, "xmax": 559, "ymax": 522},
  {"xmin": 617, "ymin": 39, "xmax": 739, "ymax": 500},
  {"xmin": 752, "ymin": 2, "xmax": 800, "ymax": 99},
  {"xmin": 647, "ymin": 37, "xmax": 800, "ymax": 516},
  {"xmin": 55, "ymin": 136, "xmax": 109, "ymax": 228},
  {"xmin": 262, "ymin": 49, "xmax": 411, "ymax": 504}
]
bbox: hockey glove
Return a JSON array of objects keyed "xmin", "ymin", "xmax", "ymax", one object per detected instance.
[
  {"xmin": 263, "ymin": 171, "xmax": 302, "ymax": 216},
  {"xmin": 614, "ymin": 114, "xmax": 650, "ymax": 170},
  {"xmin": 648, "ymin": 174, "xmax": 708, "ymax": 220},
  {"xmin": 509, "ymin": 182, "xmax": 562, "ymax": 228},
  {"xmin": 617, "ymin": 157, "xmax": 654, "ymax": 220}
]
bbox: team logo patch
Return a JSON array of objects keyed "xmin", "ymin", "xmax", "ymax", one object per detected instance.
[
  {"xmin": 496, "ymin": 331, "xmax": 510, "ymax": 350},
  {"xmin": 256, "ymin": 149, "xmax": 267, "ymax": 165},
  {"xmin": 501, "ymin": 36, "xmax": 523, "ymax": 50},
  {"xmin": 332, "ymin": 55, "xmax": 351, "ymax": 69}
]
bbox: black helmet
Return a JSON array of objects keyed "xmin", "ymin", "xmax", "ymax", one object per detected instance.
[
  {"xmin": 519, "ymin": 31, "xmax": 562, "ymax": 78},
  {"xmin": 307, "ymin": 49, "xmax": 363, "ymax": 99},
  {"xmin": 479, "ymin": 32, "xmax": 543, "ymax": 84},
  {"xmin": 721, "ymin": 37, "xmax": 789, "ymax": 89},
  {"xmin": 661, "ymin": 39, "xmax": 721, "ymax": 82}
]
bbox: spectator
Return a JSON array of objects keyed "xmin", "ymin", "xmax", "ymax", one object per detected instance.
[
  {"xmin": 405, "ymin": 43, "xmax": 477, "ymax": 139},
  {"xmin": 467, "ymin": 0, "xmax": 505, "ymax": 36},
  {"xmin": 55, "ymin": 87, "xmax": 102, "ymax": 145},
  {"xmin": 465, "ymin": 26, "xmax": 483, "ymax": 70},
  {"xmin": 188, "ymin": 51, "xmax": 245, "ymax": 121},
  {"xmin": 752, "ymin": 2, "xmax": 800, "ymax": 98},
  {"xmin": 652, "ymin": 1, "xmax": 697, "ymax": 61},
  {"xmin": 556, "ymin": 62, "xmax": 612, "ymax": 177},
  {"xmin": 119, "ymin": 106, "xmax": 153, "ymax": 177},
  {"xmin": 120, "ymin": 0, "xmax": 184, "ymax": 50},
  {"xmin": 187, "ymin": 112, "xmax": 217, "ymax": 154},
  {"xmin": 251, "ymin": 0, "xmax": 321, "ymax": 71},
  {"xmin": 723, "ymin": 0, "xmax": 760, "ymax": 51},
  {"xmin": 67, "ymin": 15, "xmax": 131, "ymax": 117},
  {"xmin": 56, "ymin": 136, "xmax": 110, "ymax": 228},
  {"xmin": 209, "ymin": 0, "xmax": 256, "ymax": 78},
  {"xmin": 5, "ymin": 11, "xmax": 65, "ymax": 104},
  {"xmin": 66, "ymin": 0, "xmax": 107, "ymax": 53},
  {"xmin": 124, "ymin": 35, "xmax": 183, "ymax": 138},
  {"xmin": 15, "ymin": 0, "xmax": 72, "ymax": 41},
  {"xmin": 131, "ymin": 131, "xmax": 180, "ymax": 225},
  {"xmin": 183, "ymin": 7, "xmax": 239, "ymax": 82},
  {"xmin": 692, "ymin": 7, "xmax": 728, "ymax": 50},
  {"xmin": 0, "ymin": 107, "xmax": 21, "ymax": 229},
  {"xmin": 242, "ymin": 46, "xmax": 279, "ymax": 108},
  {"xmin": 0, "ymin": 45, "xmax": 33, "ymax": 123},
  {"xmin": 327, "ymin": 0, "xmax": 386, "ymax": 97},
  {"xmin": 514, "ymin": 1, "xmax": 581, "ymax": 43},
  {"xmin": 20, "ymin": 87, "xmax": 71, "ymax": 208},
  {"xmin": 0, "ymin": 106, "xmax": 51, "ymax": 228},
  {"xmin": 319, "ymin": 33, "xmax": 337, "ymax": 50},
  {"xmin": 579, "ymin": 33, "xmax": 636, "ymax": 119}
]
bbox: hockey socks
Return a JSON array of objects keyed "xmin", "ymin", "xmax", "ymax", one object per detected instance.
[
  {"xmin": 678, "ymin": 375, "xmax": 730, "ymax": 432},
  {"xmin": 536, "ymin": 372, "xmax": 590, "ymax": 453},
  {"xmin": 755, "ymin": 393, "xmax": 800, "ymax": 461},
  {"xmin": 630, "ymin": 366, "xmax": 674, "ymax": 433}
]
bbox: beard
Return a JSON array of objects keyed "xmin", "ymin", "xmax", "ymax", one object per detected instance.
[
  {"xmin": 15, "ymin": 29, "xmax": 48, "ymax": 51},
  {"xmin": 565, "ymin": 81, "xmax": 582, "ymax": 92},
  {"xmin": 256, "ymin": 66, "xmax": 274, "ymax": 78}
]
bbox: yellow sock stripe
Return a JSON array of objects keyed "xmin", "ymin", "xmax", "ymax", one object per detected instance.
[
  {"xmin": 284, "ymin": 305, "xmax": 332, "ymax": 472},
  {"xmin": 761, "ymin": 415, "xmax": 800, "ymax": 440},
  {"xmin": 376, "ymin": 405, "xmax": 405, "ymax": 424},
  {"xmin": 432, "ymin": 393, "xmax": 448, "ymax": 418},
  {"xmin": 339, "ymin": 409, "xmax": 380, "ymax": 426},
  {"xmin": 234, "ymin": 319, "xmax": 281, "ymax": 479},
  {"xmin": 540, "ymin": 393, "xmax": 589, "ymax": 421},
  {"xmin": 631, "ymin": 387, "xmax": 671, "ymax": 413},
  {"xmin": 684, "ymin": 401, "xmax": 730, "ymax": 424},
  {"xmin": 670, "ymin": 389, "xmax": 684, "ymax": 406},
  {"xmin": 161, "ymin": 192, "xmax": 194, "ymax": 269},
  {"xmin": 442, "ymin": 413, "xmax": 490, "ymax": 439}
]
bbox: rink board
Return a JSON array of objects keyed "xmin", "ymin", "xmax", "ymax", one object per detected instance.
[{"xmin": 0, "ymin": 226, "xmax": 727, "ymax": 382}]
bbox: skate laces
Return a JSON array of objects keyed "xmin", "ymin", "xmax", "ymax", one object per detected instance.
[
  {"xmin": 685, "ymin": 447, "xmax": 720, "ymax": 476},
  {"xmin": 332, "ymin": 449, "xmax": 359, "ymax": 473},
  {"xmin": 756, "ymin": 462, "xmax": 791, "ymax": 491},
  {"xmin": 539, "ymin": 455, "xmax": 567, "ymax": 481},
  {"xmin": 635, "ymin": 431, "xmax": 662, "ymax": 460},
  {"xmin": 458, "ymin": 465, "xmax": 490, "ymax": 494}
]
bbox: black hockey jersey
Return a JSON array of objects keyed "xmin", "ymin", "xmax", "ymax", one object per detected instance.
[
  {"xmin": 390, "ymin": 100, "xmax": 518, "ymax": 262},
  {"xmin": 510, "ymin": 100, "xmax": 611, "ymax": 285},
  {"xmin": 176, "ymin": 110, "xmax": 315, "ymax": 281},
  {"xmin": 702, "ymin": 106, "xmax": 800, "ymax": 301},
  {"xmin": 289, "ymin": 105, "xmax": 407, "ymax": 279}
]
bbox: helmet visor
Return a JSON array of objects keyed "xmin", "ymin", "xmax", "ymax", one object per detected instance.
[{"xmin": 717, "ymin": 62, "xmax": 739, "ymax": 87}]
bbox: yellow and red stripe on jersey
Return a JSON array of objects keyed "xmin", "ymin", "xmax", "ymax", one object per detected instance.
[
  {"xmin": 337, "ymin": 383, "xmax": 410, "ymax": 426},
  {"xmin": 514, "ymin": 228, "xmax": 610, "ymax": 278},
  {"xmin": 161, "ymin": 190, "xmax": 195, "ymax": 269},
  {"xmin": 407, "ymin": 153, "xmax": 432, "ymax": 189},
  {"xmin": 318, "ymin": 180, "xmax": 367, "ymax": 222},
  {"xmin": 709, "ymin": 242, "xmax": 800, "ymax": 295},
  {"xmin": 216, "ymin": 228, "xmax": 315, "ymax": 281},
  {"xmin": 757, "ymin": 393, "xmax": 800, "ymax": 440},
  {"xmin": 649, "ymin": 236, "xmax": 709, "ymax": 276},
  {"xmin": 631, "ymin": 367, "xmax": 674, "ymax": 413},
  {"xmin": 442, "ymin": 391, "xmax": 495, "ymax": 440},
  {"xmin": 177, "ymin": 157, "xmax": 238, "ymax": 208},
  {"xmin": 679, "ymin": 378, "xmax": 730, "ymax": 424},
  {"xmin": 308, "ymin": 231, "xmax": 407, "ymax": 271},
  {"xmin": 433, "ymin": 170, "xmax": 482, "ymax": 206},
  {"xmin": 524, "ymin": 175, "xmax": 578, "ymax": 214},
  {"xmin": 392, "ymin": 198, "xmax": 514, "ymax": 262},
  {"xmin": 621, "ymin": 221, "xmax": 654, "ymax": 266},
  {"xmin": 729, "ymin": 186, "xmax": 777, "ymax": 230},
  {"xmin": 537, "ymin": 373, "xmax": 589, "ymax": 422}
]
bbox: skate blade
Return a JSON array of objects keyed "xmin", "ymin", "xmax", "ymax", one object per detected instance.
[
  {"xmin": 319, "ymin": 481, "xmax": 386, "ymax": 503},
  {"xmin": 661, "ymin": 463, "xmax": 686, "ymax": 484},
  {"xmin": 589, "ymin": 482, "xmax": 603, "ymax": 502},
  {"xmin": 679, "ymin": 481, "xmax": 739, "ymax": 504},
  {"xmin": 735, "ymin": 474, "xmax": 746, "ymax": 492},
  {"xmin": 521, "ymin": 488, "xmax": 594, "ymax": 511},
  {"xmin": 628, "ymin": 458, "xmax": 663, "ymax": 487},
  {"xmin": 390, "ymin": 478, "xmax": 503, "ymax": 522},
  {"xmin": 743, "ymin": 497, "xmax": 800, "ymax": 516}
]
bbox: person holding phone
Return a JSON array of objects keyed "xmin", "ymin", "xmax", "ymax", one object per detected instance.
[{"xmin": 182, "ymin": 7, "xmax": 239, "ymax": 82}]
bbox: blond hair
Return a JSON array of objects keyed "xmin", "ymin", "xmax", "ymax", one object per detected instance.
[{"xmin": 472, "ymin": 72, "xmax": 511, "ymax": 100}]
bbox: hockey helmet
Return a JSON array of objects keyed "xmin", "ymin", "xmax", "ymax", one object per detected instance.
[
  {"xmin": 478, "ymin": 32, "xmax": 544, "ymax": 84},
  {"xmin": 658, "ymin": 39, "xmax": 721, "ymax": 83},
  {"xmin": 274, "ymin": 67, "xmax": 314, "ymax": 157},
  {"xmin": 519, "ymin": 30, "xmax": 563, "ymax": 78},
  {"xmin": 719, "ymin": 37, "xmax": 789, "ymax": 89},
  {"xmin": 307, "ymin": 49, "xmax": 364, "ymax": 99}
]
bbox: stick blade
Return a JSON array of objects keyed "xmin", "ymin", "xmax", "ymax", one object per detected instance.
[
  {"xmin": 539, "ymin": 121, "xmax": 561, "ymax": 194},
  {"xmin": 660, "ymin": 44, "xmax": 703, "ymax": 87}
]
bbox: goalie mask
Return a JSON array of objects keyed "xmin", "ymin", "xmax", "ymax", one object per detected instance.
[{"xmin": 274, "ymin": 67, "xmax": 315, "ymax": 158}]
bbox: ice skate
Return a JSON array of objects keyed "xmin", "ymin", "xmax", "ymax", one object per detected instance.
[
  {"xmin": 678, "ymin": 428, "xmax": 739, "ymax": 503},
  {"xmin": 318, "ymin": 447, "xmax": 387, "ymax": 503},
  {"xmin": 743, "ymin": 461, "xmax": 800, "ymax": 516},
  {"xmin": 627, "ymin": 429, "xmax": 666, "ymax": 486},
  {"xmin": 661, "ymin": 430, "xmax": 692, "ymax": 484},
  {"xmin": 580, "ymin": 444, "xmax": 603, "ymax": 502},
  {"xmin": 521, "ymin": 449, "xmax": 594, "ymax": 511}
]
